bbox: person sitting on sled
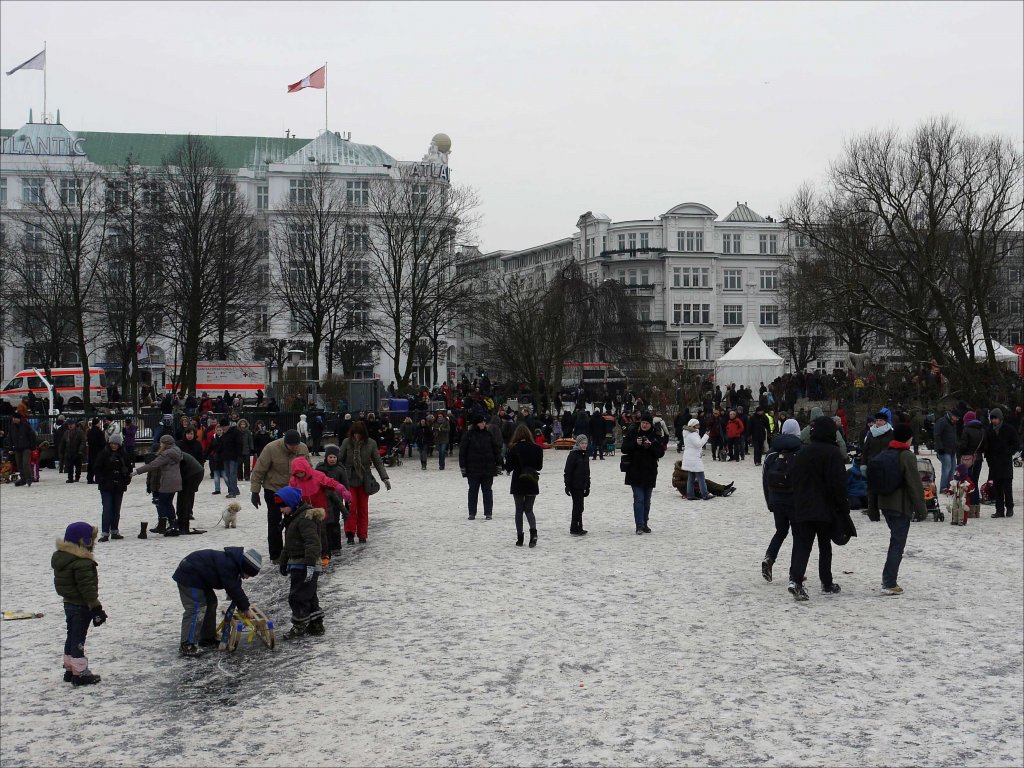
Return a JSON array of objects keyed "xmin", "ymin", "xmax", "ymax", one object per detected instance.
[{"xmin": 172, "ymin": 547, "xmax": 263, "ymax": 657}]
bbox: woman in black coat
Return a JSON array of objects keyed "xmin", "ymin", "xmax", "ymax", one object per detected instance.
[
  {"xmin": 414, "ymin": 418, "xmax": 434, "ymax": 471},
  {"xmin": 93, "ymin": 434, "xmax": 133, "ymax": 541},
  {"xmin": 621, "ymin": 413, "xmax": 666, "ymax": 535},
  {"xmin": 504, "ymin": 424, "xmax": 543, "ymax": 547},
  {"xmin": 563, "ymin": 434, "xmax": 591, "ymax": 536},
  {"xmin": 85, "ymin": 418, "xmax": 107, "ymax": 484}
]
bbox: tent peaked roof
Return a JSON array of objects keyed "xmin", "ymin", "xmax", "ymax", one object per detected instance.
[
  {"xmin": 718, "ymin": 322, "xmax": 784, "ymax": 362},
  {"xmin": 969, "ymin": 317, "xmax": 1017, "ymax": 361}
]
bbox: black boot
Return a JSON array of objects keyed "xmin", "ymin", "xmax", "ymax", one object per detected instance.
[
  {"xmin": 516, "ymin": 532, "xmax": 524, "ymax": 546},
  {"xmin": 138, "ymin": 522, "xmax": 148, "ymax": 539},
  {"xmin": 528, "ymin": 529, "xmax": 537, "ymax": 548},
  {"xmin": 346, "ymin": 533, "xmax": 355, "ymax": 545},
  {"xmin": 152, "ymin": 519, "xmax": 167, "ymax": 534},
  {"xmin": 164, "ymin": 523, "xmax": 180, "ymax": 537}
]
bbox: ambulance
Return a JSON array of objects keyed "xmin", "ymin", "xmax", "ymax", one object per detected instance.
[{"xmin": 1, "ymin": 367, "xmax": 108, "ymax": 408}]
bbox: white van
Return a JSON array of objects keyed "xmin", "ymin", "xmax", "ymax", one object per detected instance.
[{"xmin": 1, "ymin": 367, "xmax": 109, "ymax": 409}]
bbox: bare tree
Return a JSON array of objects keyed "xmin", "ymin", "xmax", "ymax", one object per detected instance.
[
  {"xmin": 158, "ymin": 136, "xmax": 262, "ymax": 393},
  {"xmin": 10, "ymin": 162, "xmax": 109, "ymax": 404},
  {"xmin": 251, "ymin": 337, "xmax": 311, "ymax": 393},
  {"xmin": 97, "ymin": 158, "xmax": 164, "ymax": 405},
  {"xmin": 784, "ymin": 117, "xmax": 1023, "ymax": 396},
  {"xmin": 272, "ymin": 165, "xmax": 357, "ymax": 380},
  {"xmin": 328, "ymin": 338, "xmax": 379, "ymax": 379},
  {"xmin": 469, "ymin": 260, "xmax": 649, "ymax": 405},
  {"xmin": 364, "ymin": 167, "xmax": 480, "ymax": 387}
]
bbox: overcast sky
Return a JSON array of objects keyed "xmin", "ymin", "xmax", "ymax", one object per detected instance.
[{"xmin": 2, "ymin": 1, "xmax": 1021, "ymax": 251}]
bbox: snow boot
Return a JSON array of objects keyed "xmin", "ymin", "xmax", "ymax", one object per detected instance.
[
  {"xmin": 71, "ymin": 671, "xmax": 102, "ymax": 686},
  {"xmin": 346, "ymin": 533, "xmax": 355, "ymax": 545},
  {"xmin": 528, "ymin": 529, "xmax": 537, "ymax": 548},
  {"xmin": 111, "ymin": 532, "xmax": 123, "ymax": 540},
  {"xmin": 307, "ymin": 617, "xmax": 325, "ymax": 636},
  {"xmin": 516, "ymin": 533, "xmax": 524, "ymax": 546},
  {"xmin": 179, "ymin": 642, "xmax": 201, "ymax": 657},
  {"xmin": 821, "ymin": 583, "xmax": 841, "ymax": 594},
  {"xmin": 762, "ymin": 557, "xmax": 774, "ymax": 583},
  {"xmin": 164, "ymin": 524, "xmax": 180, "ymax": 537},
  {"xmin": 98, "ymin": 535, "xmax": 109, "ymax": 543},
  {"xmin": 788, "ymin": 581, "xmax": 809, "ymax": 602},
  {"xmin": 152, "ymin": 519, "xmax": 167, "ymax": 535},
  {"xmin": 138, "ymin": 522, "xmax": 148, "ymax": 539}
]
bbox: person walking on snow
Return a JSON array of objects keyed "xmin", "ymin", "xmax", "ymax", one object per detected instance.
[
  {"xmin": 275, "ymin": 486, "xmax": 327, "ymax": 638},
  {"xmin": 337, "ymin": 421, "xmax": 391, "ymax": 544},
  {"xmin": 504, "ymin": 423, "xmax": 544, "ymax": 547},
  {"xmin": 460, "ymin": 412, "xmax": 501, "ymax": 520},
  {"xmin": 52, "ymin": 522, "xmax": 107, "ymax": 685},
  {"xmin": 250, "ymin": 429, "xmax": 310, "ymax": 563},
  {"xmin": 289, "ymin": 455, "xmax": 352, "ymax": 566},
  {"xmin": 563, "ymin": 434, "xmax": 591, "ymax": 536},
  {"xmin": 760, "ymin": 418, "xmax": 802, "ymax": 582}
]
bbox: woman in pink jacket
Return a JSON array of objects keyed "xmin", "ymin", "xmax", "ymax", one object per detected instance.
[{"xmin": 289, "ymin": 456, "xmax": 352, "ymax": 565}]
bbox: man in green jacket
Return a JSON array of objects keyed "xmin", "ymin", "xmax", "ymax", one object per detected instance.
[
  {"xmin": 870, "ymin": 423, "xmax": 926, "ymax": 596},
  {"xmin": 52, "ymin": 522, "xmax": 107, "ymax": 686}
]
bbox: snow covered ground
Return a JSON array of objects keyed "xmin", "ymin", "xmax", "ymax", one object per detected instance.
[{"xmin": 1, "ymin": 446, "xmax": 1021, "ymax": 767}]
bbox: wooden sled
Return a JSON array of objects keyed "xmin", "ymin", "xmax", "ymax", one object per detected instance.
[
  {"xmin": 553, "ymin": 438, "xmax": 577, "ymax": 450},
  {"xmin": 2, "ymin": 611, "xmax": 44, "ymax": 621},
  {"xmin": 217, "ymin": 603, "xmax": 275, "ymax": 652}
]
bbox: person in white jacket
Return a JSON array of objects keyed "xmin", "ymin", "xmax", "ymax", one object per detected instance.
[
  {"xmin": 296, "ymin": 414, "xmax": 310, "ymax": 443},
  {"xmin": 681, "ymin": 418, "xmax": 713, "ymax": 500}
]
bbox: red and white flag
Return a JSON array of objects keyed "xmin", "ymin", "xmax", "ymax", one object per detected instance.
[{"xmin": 287, "ymin": 65, "xmax": 325, "ymax": 93}]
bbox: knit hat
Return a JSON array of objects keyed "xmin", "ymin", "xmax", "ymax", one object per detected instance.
[
  {"xmin": 283, "ymin": 429, "xmax": 301, "ymax": 446},
  {"xmin": 687, "ymin": 418, "xmax": 700, "ymax": 429},
  {"xmin": 241, "ymin": 548, "xmax": 263, "ymax": 577},
  {"xmin": 893, "ymin": 423, "xmax": 913, "ymax": 443},
  {"xmin": 990, "ymin": 408, "xmax": 1003, "ymax": 420},
  {"xmin": 874, "ymin": 412, "xmax": 888, "ymax": 421},
  {"xmin": 324, "ymin": 445, "xmax": 340, "ymax": 459},
  {"xmin": 159, "ymin": 434, "xmax": 175, "ymax": 446},
  {"xmin": 219, "ymin": 417, "xmax": 230, "ymax": 427},
  {"xmin": 64, "ymin": 522, "xmax": 97, "ymax": 548},
  {"xmin": 810, "ymin": 416, "xmax": 837, "ymax": 444},
  {"xmin": 575, "ymin": 434, "xmax": 589, "ymax": 449},
  {"xmin": 781, "ymin": 419, "xmax": 801, "ymax": 436},
  {"xmin": 640, "ymin": 412, "xmax": 653, "ymax": 423},
  {"xmin": 108, "ymin": 433, "xmax": 124, "ymax": 446},
  {"xmin": 273, "ymin": 486, "xmax": 303, "ymax": 509},
  {"xmin": 473, "ymin": 412, "xmax": 487, "ymax": 425}
]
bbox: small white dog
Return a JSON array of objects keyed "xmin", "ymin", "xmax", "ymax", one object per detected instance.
[{"xmin": 220, "ymin": 502, "xmax": 241, "ymax": 529}]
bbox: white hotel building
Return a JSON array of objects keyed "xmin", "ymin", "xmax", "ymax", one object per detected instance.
[
  {"xmin": 458, "ymin": 201, "xmax": 847, "ymax": 378},
  {"xmin": 0, "ymin": 115, "xmax": 458, "ymax": 388}
]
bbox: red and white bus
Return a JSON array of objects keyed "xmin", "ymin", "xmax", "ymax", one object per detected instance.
[{"xmin": 1, "ymin": 367, "xmax": 108, "ymax": 408}]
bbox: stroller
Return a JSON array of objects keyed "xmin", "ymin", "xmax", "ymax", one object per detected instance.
[
  {"xmin": 381, "ymin": 428, "xmax": 405, "ymax": 467},
  {"xmin": 916, "ymin": 456, "xmax": 943, "ymax": 522}
]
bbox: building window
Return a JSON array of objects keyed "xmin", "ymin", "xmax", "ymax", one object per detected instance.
[
  {"xmin": 345, "ymin": 224, "xmax": 370, "ymax": 251},
  {"xmin": 349, "ymin": 309, "xmax": 370, "ymax": 328},
  {"xmin": 677, "ymin": 230, "xmax": 704, "ymax": 252},
  {"xmin": 24, "ymin": 223, "xmax": 44, "ymax": 251},
  {"xmin": 673, "ymin": 304, "xmax": 682, "ymax": 324},
  {"xmin": 618, "ymin": 269, "xmax": 626, "ymax": 283},
  {"xmin": 638, "ymin": 304, "xmax": 650, "ymax": 322},
  {"xmin": 1009, "ymin": 298, "xmax": 1022, "ymax": 314},
  {"xmin": 62, "ymin": 178, "xmax": 83, "ymax": 205},
  {"xmin": 1008, "ymin": 330, "xmax": 1023, "ymax": 345},
  {"xmin": 346, "ymin": 180, "xmax": 369, "ymax": 207},
  {"xmin": 626, "ymin": 233, "xmax": 636, "ymax": 251},
  {"xmin": 256, "ymin": 305, "xmax": 270, "ymax": 333},
  {"xmin": 602, "ymin": 235, "xmax": 606, "ymax": 253},
  {"xmin": 672, "ymin": 267, "xmax": 681, "ymax": 287},
  {"xmin": 586, "ymin": 237, "xmax": 595, "ymax": 259},
  {"xmin": 347, "ymin": 259, "xmax": 370, "ymax": 287},
  {"xmin": 681, "ymin": 338, "xmax": 703, "ymax": 360},
  {"xmin": 257, "ymin": 230, "xmax": 270, "ymax": 255},
  {"xmin": 257, "ymin": 185, "xmax": 269, "ymax": 210},
  {"xmin": 759, "ymin": 269, "xmax": 779, "ymax": 291},
  {"xmin": 723, "ymin": 305, "xmax": 743, "ymax": 325},
  {"xmin": 669, "ymin": 339, "xmax": 679, "ymax": 360},
  {"xmin": 256, "ymin": 259, "xmax": 270, "ymax": 291},
  {"xmin": 723, "ymin": 269, "xmax": 743, "ymax": 290},
  {"xmin": 639, "ymin": 232, "xmax": 649, "ymax": 250},
  {"xmin": 639, "ymin": 269, "xmax": 650, "ymax": 285},
  {"xmin": 816, "ymin": 360, "xmax": 828, "ymax": 372},
  {"xmin": 722, "ymin": 233, "xmax": 741, "ymax": 254},
  {"xmin": 618, "ymin": 234, "xmax": 626, "ymax": 251},
  {"xmin": 759, "ymin": 234, "xmax": 778, "ymax": 254},
  {"xmin": 677, "ymin": 266, "xmax": 710, "ymax": 288},
  {"xmin": 0, "ymin": 176, "xmax": 6, "ymax": 205},
  {"xmin": 680, "ymin": 303, "xmax": 711, "ymax": 325},
  {"xmin": 22, "ymin": 177, "xmax": 44, "ymax": 203},
  {"xmin": 1009, "ymin": 267, "xmax": 1022, "ymax": 284},
  {"xmin": 214, "ymin": 180, "xmax": 236, "ymax": 206},
  {"xmin": 987, "ymin": 298, "xmax": 1000, "ymax": 314},
  {"xmin": 288, "ymin": 223, "xmax": 314, "ymax": 253},
  {"xmin": 290, "ymin": 178, "xmax": 313, "ymax": 205},
  {"xmin": 412, "ymin": 183, "xmax": 429, "ymax": 207},
  {"xmin": 794, "ymin": 234, "xmax": 806, "ymax": 248},
  {"xmin": 289, "ymin": 311, "xmax": 303, "ymax": 334},
  {"xmin": 760, "ymin": 305, "xmax": 779, "ymax": 326}
]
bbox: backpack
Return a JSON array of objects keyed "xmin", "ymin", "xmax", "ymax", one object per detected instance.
[
  {"xmin": 867, "ymin": 449, "xmax": 904, "ymax": 495},
  {"xmin": 766, "ymin": 449, "xmax": 797, "ymax": 492}
]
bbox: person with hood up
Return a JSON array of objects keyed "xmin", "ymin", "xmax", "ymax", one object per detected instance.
[
  {"xmin": 622, "ymin": 412, "xmax": 666, "ymax": 534},
  {"xmin": 563, "ymin": 434, "xmax": 590, "ymax": 536},
  {"xmin": 681, "ymin": 418, "xmax": 713, "ymax": 501},
  {"xmin": 275, "ymin": 486, "xmax": 327, "ymax": 637},
  {"xmin": 172, "ymin": 546, "xmax": 263, "ymax": 655},
  {"xmin": 52, "ymin": 522, "xmax": 107, "ymax": 685},
  {"xmin": 861, "ymin": 411, "xmax": 895, "ymax": 520},
  {"xmin": 309, "ymin": 414, "xmax": 325, "ymax": 456},
  {"xmin": 289, "ymin": 455, "xmax": 352, "ymax": 565},
  {"xmin": 250, "ymin": 429, "xmax": 310, "ymax": 562},
  {"xmin": 337, "ymin": 421, "xmax": 391, "ymax": 543},
  {"xmin": 504, "ymin": 423, "xmax": 544, "ymax": 547},
  {"xmin": 984, "ymin": 408, "xmax": 1018, "ymax": 519},
  {"xmin": 316, "ymin": 445, "xmax": 350, "ymax": 553},
  {"xmin": 296, "ymin": 414, "xmax": 310, "ymax": 446},
  {"xmin": 787, "ymin": 416, "xmax": 850, "ymax": 601},
  {"xmin": 957, "ymin": 410, "xmax": 986, "ymax": 518},
  {"xmin": 134, "ymin": 434, "xmax": 183, "ymax": 536},
  {"xmin": 760, "ymin": 418, "xmax": 802, "ymax": 582},
  {"xmin": 869, "ymin": 423, "xmax": 925, "ymax": 595},
  {"xmin": 460, "ymin": 412, "xmax": 502, "ymax": 520}
]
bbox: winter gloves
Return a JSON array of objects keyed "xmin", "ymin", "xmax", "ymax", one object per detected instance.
[
  {"xmin": 91, "ymin": 606, "xmax": 108, "ymax": 627},
  {"xmin": 279, "ymin": 562, "xmax": 288, "ymax": 576},
  {"xmin": 251, "ymin": 492, "xmax": 262, "ymax": 508},
  {"xmin": 384, "ymin": 479, "xmax": 391, "ymax": 491}
]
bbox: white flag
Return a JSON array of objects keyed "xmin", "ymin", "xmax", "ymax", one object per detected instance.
[{"xmin": 6, "ymin": 49, "xmax": 45, "ymax": 76}]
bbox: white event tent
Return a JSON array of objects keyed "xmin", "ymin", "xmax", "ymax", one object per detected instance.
[
  {"xmin": 968, "ymin": 317, "xmax": 1018, "ymax": 365},
  {"xmin": 714, "ymin": 322, "xmax": 785, "ymax": 391}
]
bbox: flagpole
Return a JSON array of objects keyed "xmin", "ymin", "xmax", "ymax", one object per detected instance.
[
  {"xmin": 324, "ymin": 61, "xmax": 328, "ymax": 132},
  {"xmin": 43, "ymin": 40, "xmax": 47, "ymax": 122}
]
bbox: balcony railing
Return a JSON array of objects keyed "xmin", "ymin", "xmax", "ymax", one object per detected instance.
[
  {"xmin": 623, "ymin": 284, "xmax": 656, "ymax": 297},
  {"xmin": 639, "ymin": 320, "xmax": 667, "ymax": 331}
]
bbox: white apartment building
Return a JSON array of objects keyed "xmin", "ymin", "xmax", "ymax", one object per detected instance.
[{"xmin": 0, "ymin": 115, "xmax": 459, "ymax": 389}]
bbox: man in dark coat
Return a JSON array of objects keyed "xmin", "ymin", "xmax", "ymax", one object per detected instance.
[
  {"xmin": 621, "ymin": 413, "xmax": 666, "ymax": 534},
  {"xmin": 7, "ymin": 413, "xmax": 37, "ymax": 487},
  {"xmin": 984, "ymin": 408, "xmax": 1018, "ymax": 518},
  {"xmin": 85, "ymin": 418, "xmax": 107, "ymax": 484},
  {"xmin": 787, "ymin": 416, "xmax": 849, "ymax": 600},
  {"xmin": 459, "ymin": 412, "xmax": 501, "ymax": 520},
  {"xmin": 218, "ymin": 417, "xmax": 243, "ymax": 499},
  {"xmin": 588, "ymin": 409, "xmax": 608, "ymax": 461}
]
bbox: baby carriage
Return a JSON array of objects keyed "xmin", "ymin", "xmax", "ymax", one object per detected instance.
[
  {"xmin": 916, "ymin": 456, "xmax": 943, "ymax": 522},
  {"xmin": 381, "ymin": 428, "xmax": 405, "ymax": 467}
]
